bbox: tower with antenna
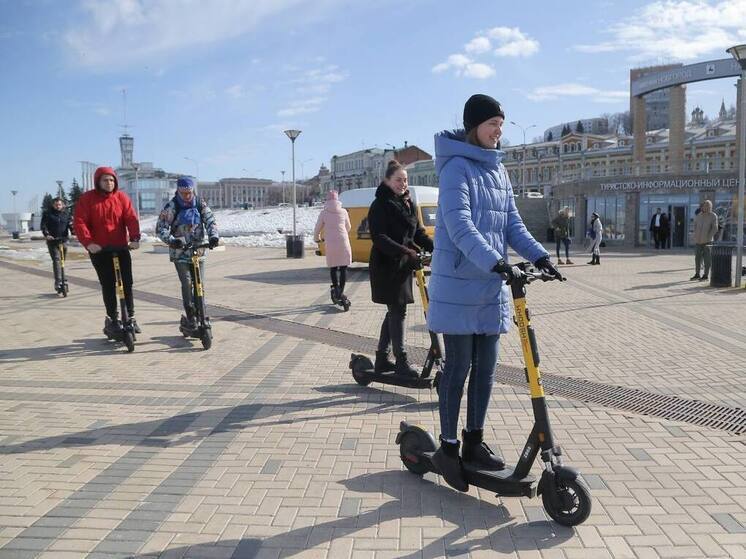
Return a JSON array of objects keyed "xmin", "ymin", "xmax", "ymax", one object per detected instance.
[{"xmin": 119, "ymin": 89, "xmax": 134, "ymax": 168}]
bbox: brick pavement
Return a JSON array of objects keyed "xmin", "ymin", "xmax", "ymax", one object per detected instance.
[{"xmin": 0, "ymin": 240, "xmax": 745, "ymax": 558}]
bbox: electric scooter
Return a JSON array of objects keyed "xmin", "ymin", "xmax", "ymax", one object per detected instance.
[
  {"xmin": 176, "ymin": 241, "xmax": 214, "ymax": 350},
  {"xmin": 101, "ymin": 247, "xmax": 136, "ymax": 353},
  {"xmin": 52, "ymin": 238, "xmax": 68, "ymax": 297},
  {"xmin": 330, "ymin": 284, "xmax": 351, "ymax": 311},
  {"xmin": 349, "ymin": 253, "xmax": 443, "ymax": 390},
  {"xmin": 396, "ymin": 262, "xmax": 592, "ymax": 527}
]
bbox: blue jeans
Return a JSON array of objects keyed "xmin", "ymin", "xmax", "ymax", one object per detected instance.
[{"xmin": 439, "ymin": 334, "xmax": 499, "ymax": 441}]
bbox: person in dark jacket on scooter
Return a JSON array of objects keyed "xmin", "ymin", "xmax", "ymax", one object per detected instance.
[
  {"xmin": 427, "ymin": 94, "xmax": 561, "ymax": 491},
  {"xmin": 41, "ymin": 197, "xmax": 72, "ymax": 293},
  {"xmin": 368, "ymin": 160, "xmax": 434, "ymax": 377}
]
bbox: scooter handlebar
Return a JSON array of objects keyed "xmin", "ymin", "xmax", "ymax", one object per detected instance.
[{"xmin": 514, "ymin": 262, "xmax": 566, "ymax": 283}]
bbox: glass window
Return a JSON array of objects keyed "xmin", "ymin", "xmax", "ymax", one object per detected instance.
[{"xmin": 588, "ymin": 194, "xmax": 625, "ymax": 241}]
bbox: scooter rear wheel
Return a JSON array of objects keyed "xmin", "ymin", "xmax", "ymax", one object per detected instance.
[
  {"xmin": 350, "ymin": 355, "xmax": 373, "ymax": 386},
  {"xmin": 399, "ymin": 429, "xmax": 436, "ymax": 475},
  {"xmin": 541, "ymin": 476, "xmax": 591, "ymax": 526}
]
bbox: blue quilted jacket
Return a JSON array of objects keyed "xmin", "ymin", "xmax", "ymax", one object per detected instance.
[{"xmin": 427, "ymin": 130, "xmax": 548, "ymax": 335}]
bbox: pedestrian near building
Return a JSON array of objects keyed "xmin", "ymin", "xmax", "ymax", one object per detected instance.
[
  {"xmin": 649, "ymin": 207, "xmax": 669, "ymax": 249},
  {"xmin": 690, "ymin": 199, "xmax": 718, "ymax": 281},
  {"xmin": 368, "ymin": 160, "xmax": 434, "ymax": 378},
  {"xmin": 551, "ymin": 207, "xmax": 573, "ymax": 264},
  {"xmin": 156, "ymin": 177, "xmax": 219, "ymax": 329},
  {"xmin": 40, "ymin": 197, "xmax": 72, "ymax": 293},
  {"xmin": 426, "ymin": 94, "xmax": 561, "ymax": 492},
  {"xmin": 314, "ymin": 190, "xmax": 352, "ymax": 305},
  {"xmin": 587, "ymin": 212, "xmax": 603, "ymax": 265},
  {"xmin": 73, "ymin": 166, "xmax": 141, "ymax": 336}
]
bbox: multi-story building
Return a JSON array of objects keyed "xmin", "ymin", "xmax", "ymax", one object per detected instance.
[
  {"xmin": 198, "ymin": 178, "xmax": 280, "ymax": 209},
  {"xmin": 328, "ymin": 144, "xmax": 431, "ymax": 192},
  {"xmin": 502, "ymin": 113, "xmax": 739, "ymax": 248},
  {"xmin": 405, "ymin": 159, "xmax": 439, "ymax": 187}
]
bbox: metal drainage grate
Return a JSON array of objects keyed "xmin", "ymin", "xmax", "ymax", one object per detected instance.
[
  {"xmin": 492, "ymin": 368, "xmax": 746, "ymax": 436},
  {"xmin": 3, "ymin": 259, "xmax": 746, "ymax": 437}
]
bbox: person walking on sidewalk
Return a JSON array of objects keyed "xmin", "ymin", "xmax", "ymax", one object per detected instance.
[
  {"xmin": 551, "ymin": 206, "xmax": 573, "ymax": 264},
  {"xmin": 41, "ymin": 197, "xmax": 72, "ymax": 294},
  {"xmin": 156, "ymin": 177, "xmax": 219, "ymax": 329},
  {"xmin": 649, "ymin": 207, "xmax": 669, "ymax": 249},
  {"xmin": 368, "ymin": 160, "xmax": 434, "ymax": 377},
  {"xmin": 426, "ymin": 94, "xmax": 562, "ymax": 492},
  {"xmin": 587, "ymin": 212, "xmax": 603, "ymax": 265},
  {"xmin": 314, "ymin": 190, "xmax": 352, "ymax": 306},
  {"xmin": 73, "ymin": 166, "xmax": 141, "ymax": 336},
  {"xmin": 691, "ymin": 199, "xmax": 718, "ymax": 281}
]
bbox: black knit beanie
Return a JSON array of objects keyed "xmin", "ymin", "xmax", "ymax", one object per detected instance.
[{"xmin": 463, "ymin": 94, "xmax": 505, "ymax": 133}]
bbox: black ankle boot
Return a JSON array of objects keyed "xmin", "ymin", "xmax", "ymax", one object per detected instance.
[
  {"xmin": 374, "ymin": 350, "xmax": 396, "ymax": 373},
  {"xmin": 461, "ymin": 429, "xmax": 505, "ymax": 471},
  {"xmin": 395, "ymin": 352, "xmax": 418, "ymax": 377},
  {"xmin": 432, "ymin": 440, "xmax": 468, "ymax": 492},
  {"xmin": 595, "ymin": 254, "xmax": 601, "ymax": 265}
]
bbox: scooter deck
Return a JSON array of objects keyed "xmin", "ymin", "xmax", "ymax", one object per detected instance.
[{"xmin": 363, "ymin": 369, "xmax": 433, "ymax": 389}]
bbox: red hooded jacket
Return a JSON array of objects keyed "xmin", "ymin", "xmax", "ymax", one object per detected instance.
[{"xmin": 74, "ymin": 167, "xmax": 140, "ymax": 249}]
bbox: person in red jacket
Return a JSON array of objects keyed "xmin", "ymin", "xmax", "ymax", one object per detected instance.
[{"xmin": 74, "ymin": 166, "xmax": 141, "ymax": 336}]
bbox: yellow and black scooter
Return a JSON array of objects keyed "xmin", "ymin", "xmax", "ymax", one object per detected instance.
[
  {"xmin": 52, "ymin": 237, "xmax": 68, "ymax": 297},
  {"xmin": 396, "ymin": 262, "xmax": 592, "ymax": 526},
  {"xmin": 349, "ymin": 253, "xmax": 443, "ymax": 390},
  {"xmin": 102, "ymin": 247, "xmax": 135, "ymax": 353},
  {"xmin": 176, "ymin": 241, "xmax": 214, "ymax": 350}
]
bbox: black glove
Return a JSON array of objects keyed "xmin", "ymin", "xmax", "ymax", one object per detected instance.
[
  {"xmin": 170, "ymin": 238, "xmax": 184, "ymax": 249},
  {"xmin": 534, "ymin": 256, "xmax": 564, "ymax": 280},
  {"xmin": 492, "ymin": 259, "xmax": 521, "ymax": 284},
  {"xmin": 208, "ymin": 237, "xmax": 220, "ymax": 249}
]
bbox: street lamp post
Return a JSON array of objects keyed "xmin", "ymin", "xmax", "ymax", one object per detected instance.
[
  {"xmin": 10, "ymin": 190, "xmax": 18, "ymax": 233},
  {"xmin": 55, "ymin": 180, "xmax": 64, "ymax": 198},
  {"xmin": 283, "ymin": 130, "xmax": 302, "ymax": 237},
  {"xmin": 281, "ymin": 170, "xmax": 286, "ymax": 204},
  {"xmin": 132, "ymin": 163, "xmax": 140, "ymax": 217},
  {"xmin": 727, "ymin": 44, "xmax": 746, "ymax": 288},
  {"xmin": 510, "ymin": 121, "xmax": 536, "ymax": 197}
]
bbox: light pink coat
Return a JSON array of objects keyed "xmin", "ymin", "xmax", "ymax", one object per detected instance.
[{"xmin": 314, "ymin": 200, "xmax": 352, "ymax": 267}]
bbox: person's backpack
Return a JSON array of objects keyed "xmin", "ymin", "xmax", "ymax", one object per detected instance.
[{"xmin": 586, "ymin": 227, "xmax": 596, "ymax": 240}]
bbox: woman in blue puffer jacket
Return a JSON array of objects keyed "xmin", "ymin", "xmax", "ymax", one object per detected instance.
[{"xmin": 428, "ymin": 94, "xmax": 562, "ymax": 492}]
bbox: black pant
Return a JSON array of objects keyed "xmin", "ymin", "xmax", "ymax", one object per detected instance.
[
  {"xmin": 377, "ymin": 303, "xmax": 407, "ymax": 357},
  {"xmin": 652, "ymin": 228, "xmax": 663, "ymax": 248},
  {"xmin": 46, "ymin": 241, "xmax": 67, "ymax": 285},
  {"xmin": 90, "ymin": 250, "xmax": 134, "ymax": 320},
  {"xmin": 330, "ymin": 266, "xmax": 347, "ymax": 292},
  {"xmin": 555, "ymin": 237, "xmax": 570, "ymax": 259}
]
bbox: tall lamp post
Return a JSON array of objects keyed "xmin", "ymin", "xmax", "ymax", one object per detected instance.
[
  {"xmin": 132, "ymin": 163, "xmax": 140, "ymax": 217},
  {"xmin": 510, "ymin": 121, "xmax": 536, "ymax": 197},
  {"xmin": 184, "ymin": 156, "xmax": 199, "ymax": 183},
  {"xmin": 281, "ymin": 170, "xmax": 286, "ymax": 204},
  {"xmin": 727, "ymin": 44, "xmax": 746, "ymax": 288},
  {"xmin": 55, "ymin": 180, "xmax": 64, "ymax": 198},
  {"xmin": 283, "ymin": 129, "xmax": 302, "ymax": 236}
]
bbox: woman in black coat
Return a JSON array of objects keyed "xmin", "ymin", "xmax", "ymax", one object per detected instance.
[{"xmin": 368, "ymin": 160, "xmax": 434, "ymax": 376}]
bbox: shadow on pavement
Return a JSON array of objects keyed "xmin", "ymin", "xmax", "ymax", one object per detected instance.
[
  {"xmin": 0, "ymin": 386, "xmax": 434, "ymax": 455},
  {"xmin": 128, "ymin": 470, "xmax": 573, "ymax": 558}
]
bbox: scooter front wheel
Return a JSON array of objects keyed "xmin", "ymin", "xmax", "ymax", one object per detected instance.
[
  {"xmin": 201, "ymin": 328, "xmax": 213, "ymax": 350},
  {"xmin": 123, "ymin": 331, "xmax": 135, "ymax": 353},
  {"xmin": 541, "ymin": 476, "xmax": 592, "ymax": 526},
  {"xmin": 349, "ymin": 355, "xmax": 373, "ymax": 386}
]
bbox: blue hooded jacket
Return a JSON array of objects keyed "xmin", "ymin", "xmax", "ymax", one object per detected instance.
[{"xmin": 427, "ymin": 130, "xmax": 548, "ymax": 335}]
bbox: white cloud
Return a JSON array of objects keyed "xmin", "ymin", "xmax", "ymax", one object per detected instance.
[
  {"xmin": 574, "ymin": 0, "xmax": 746, "ymax": 61},
  {"xmin": 527, "ymin": 83, "xmax": 628, "ymax": 103},
  {"xmin": 433, "ymin": 25, "xmax": 538, "ymax": 80},
  {"xmin": 486, "ymin": 27, "xmax": 540, "ymax": 57},
  {"xmin": 63, "ymin": 0, "xmax": 342, "ymax": 68},
  {"xmin": 277, "ymin": 96, "xmax": 326, "ymax": 117}
]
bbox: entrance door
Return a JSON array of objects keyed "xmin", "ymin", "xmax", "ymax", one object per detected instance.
[{"xmin": 671, "ymin": 205, "xmax": 686, "ymax": 247}]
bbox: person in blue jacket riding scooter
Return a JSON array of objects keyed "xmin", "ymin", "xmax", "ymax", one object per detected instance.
[{"xmin": 427, "ymin": 94, "xmax": 563, "ymax": 491}]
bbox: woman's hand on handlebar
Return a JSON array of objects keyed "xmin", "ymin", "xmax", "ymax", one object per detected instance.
[
  {"xmin": 87, "ymin": 243, "xmax": 102, "ymax": 254},
  {"xmin": 533, "ymin": 256, "xmax": 564, "ymax": 281},
  {"xmin": 128, "ymin": 241, "xmax": 140, "ymax": 250}
]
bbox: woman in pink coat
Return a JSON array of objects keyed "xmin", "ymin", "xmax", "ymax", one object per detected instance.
[{"xmin": 314, "ymin": 190, "xmax": 352, "ymax": 304}]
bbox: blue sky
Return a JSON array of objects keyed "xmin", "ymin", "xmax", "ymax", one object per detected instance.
[{"xmin": 1, "ymin": 0, "xmax": 745, "ymax": 213}]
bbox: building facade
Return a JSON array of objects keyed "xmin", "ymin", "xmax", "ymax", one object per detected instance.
[
  {"xmin": 328, "ymin": 144, "xmax": 431, "ymax": 192},
  {"xmin": 502, "ymin": 115, "xmax": 740, "ymax": 248},
  {"xmin": 405, "ymin": 159, "xmax": 438, "ymax": 187}
]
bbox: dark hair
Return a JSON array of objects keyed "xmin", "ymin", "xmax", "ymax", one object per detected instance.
[
  {"xmin": 466, "ymin": 128, "xmax": 501, "ymax": 150},
  {"xmin": 384, "ymin": 160, "xmax": 404, "ymax": 179},
  {"xmin": 52, "ymin": 197, "xmax": 65, "ymax": 204}
]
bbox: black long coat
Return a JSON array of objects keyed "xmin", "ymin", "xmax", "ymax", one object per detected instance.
[{"xmin": 368, "ymin": 183, "xmax": 434, "ymax": 305}]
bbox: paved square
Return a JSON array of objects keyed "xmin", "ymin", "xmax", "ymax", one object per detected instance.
[{"xmin": 1, "ymin": 240, "xmax": 745, "ymax": 558}]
